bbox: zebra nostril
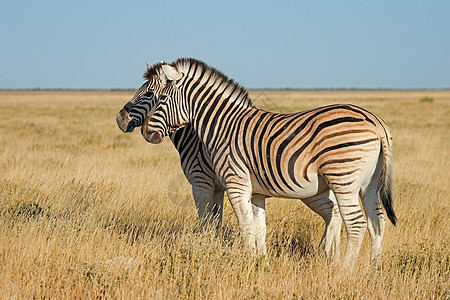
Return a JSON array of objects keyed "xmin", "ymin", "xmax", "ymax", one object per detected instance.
[
  {"xmin": 126, "ymin": 119, "xmax": 138, "ymax": 132},
  {"xmin": 125, "ymin": 123, "xmax": 135, "ymax": 133}
]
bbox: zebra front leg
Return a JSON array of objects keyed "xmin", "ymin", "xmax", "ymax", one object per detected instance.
[
  {"xmin": 226, "ymin": 184, "xmax": 256, "ymax": 252},
  {"xmin": 206, "ymin": 186, "xmax": 225, "ymax": 229},
  {"xmin": 191, "ymin": 185, "xmax": 215, "ymax": 228},
  {"xmin": 251, "ymin": 194, "xmax": 267, "ymax": 256},
  {"xmin": 302, "ymin": 191, "xmax": 342, "ymax": 261}
]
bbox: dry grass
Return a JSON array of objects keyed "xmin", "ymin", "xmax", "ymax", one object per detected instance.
[{"xmin": 0, "ymin": 89, "xmax": 448, "ymax": 299}]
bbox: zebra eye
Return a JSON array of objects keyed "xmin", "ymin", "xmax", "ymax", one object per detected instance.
[{"xmin": 144, "ymin": 91, "xmax": 154, "ymax": 97}]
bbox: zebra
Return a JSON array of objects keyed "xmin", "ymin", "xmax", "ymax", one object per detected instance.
[
  {"xmin": 117, "ymin": 62, "xmax": 343, "ymax": 259},
  {"xmin": 116, "ymin": 64, "xmax": 225, "ymax": 228},
  {"xmin": 139, "ymin": 58, "xmax": 396, "ymax": 268}
]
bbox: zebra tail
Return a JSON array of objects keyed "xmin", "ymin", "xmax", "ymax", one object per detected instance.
[{"xmin": 378, "ymin": 128, "xmax": 397, "ymax": 226}]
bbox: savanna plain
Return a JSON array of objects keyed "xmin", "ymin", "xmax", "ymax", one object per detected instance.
[{"xmin": 0, "ymin": 89, "xmax": 448, "ymax": 299}]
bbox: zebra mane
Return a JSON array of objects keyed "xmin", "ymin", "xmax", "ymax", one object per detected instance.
[
  {"xmin": 145, "ymin": 58, "xmax": 253, "ymax": 109},
  {"xmin": 143, "ymin": 61, "xmax": 165, "ymax": 79}
]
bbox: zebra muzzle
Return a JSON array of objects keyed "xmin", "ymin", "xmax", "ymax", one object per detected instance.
[
  {"xmin": 126, "ymin": 118, "xmax": 138, "ymax": 133},
  {"xmin": 141, "ymin": 129, "xmax": 164, "ymax": 144}
]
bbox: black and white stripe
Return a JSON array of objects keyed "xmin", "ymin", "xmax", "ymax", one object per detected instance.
[
  {"xmin": 116, "ymin": 62, "xmax": 343, "ymax": 258},
  {"xmin": 141, "ymin": 58, "xmax": 396, "ymax": 268},
  {"xmin": 116, "ymin": 67, "xmax": 224, "ymax": 227}
]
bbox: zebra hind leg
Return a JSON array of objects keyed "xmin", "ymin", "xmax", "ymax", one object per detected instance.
[
  {"xmin": 326, "ymin": 191, "xmax": 342, "ymax": 261},
  {"xmin": 360, "ymin": 158, "xmax": 386, "ymax": 268},
  {"xmin": 331, "ymin": 188, "xmax": 367, "ymax": 269},
  {"xmin": 302, "ymin": 191, "xmax": 342, "ymax": 262}
]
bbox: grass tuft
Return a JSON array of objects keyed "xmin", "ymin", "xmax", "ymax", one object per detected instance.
[{"xmin": 419, "ymin": 96, "xmax": 434, "ymax": 102}]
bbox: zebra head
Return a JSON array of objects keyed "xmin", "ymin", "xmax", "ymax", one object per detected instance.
[
  {"xmin": 141, "ymin": 94, "xmax": 183, "ymax": 144},
  {"xmin": 141, "ymin": 64, "xmax": 187, "ymax": 144},
  {"xmin": 117, "ymin": 89, "xmax": 156, "ymax": 133},
  {"xmin": 116, "ymin": 62, "xmax": 170, "ymax": 133}
]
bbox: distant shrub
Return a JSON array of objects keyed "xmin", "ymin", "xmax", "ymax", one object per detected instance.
[{"xmin": 420, "ymin": 96, "xmax": 434, "ymax": 103}]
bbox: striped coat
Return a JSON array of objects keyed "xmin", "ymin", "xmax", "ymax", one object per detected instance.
[
  {"xmin": 140, "ymin": 58, "xmax": 395, "ymax": 268},
  {"xmin": 140, "ymin": 59, "xmax": 395, "ymax": 268},
  {"xmin": 117, "ymin": 65, "xmax": 343, "ymax": 258}
]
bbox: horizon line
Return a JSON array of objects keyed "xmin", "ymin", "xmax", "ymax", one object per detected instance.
[{"xmin": 1, "ymin": 87, "xmax": 450, "ymax": 92}]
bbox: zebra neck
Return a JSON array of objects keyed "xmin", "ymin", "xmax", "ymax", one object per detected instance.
[
  {"xmin": 169, "ymin": 125, "xmax": 198, "ymax": 153},
  {"xmin": 189, "ymin": 94, "xmax": 257, "ymax": 155}
]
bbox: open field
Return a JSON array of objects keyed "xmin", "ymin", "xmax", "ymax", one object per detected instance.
[{"xmin": 0, "ymin": 89, "xmax": 449, "ymax": 298}]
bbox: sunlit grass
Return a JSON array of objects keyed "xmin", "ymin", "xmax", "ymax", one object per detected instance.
[{"xmin": 0, "ymin": 90, "xmax": 448, "ymax": 298}]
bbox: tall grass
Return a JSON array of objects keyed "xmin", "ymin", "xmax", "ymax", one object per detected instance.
[{"xmin": 0, "ymin": 90, "xmax": 448, "ymax": 298}]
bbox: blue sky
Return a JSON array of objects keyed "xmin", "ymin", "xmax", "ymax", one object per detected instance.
[{"xmin": 1, "ymin": 0, "xmax": 449, "ymax": 89}]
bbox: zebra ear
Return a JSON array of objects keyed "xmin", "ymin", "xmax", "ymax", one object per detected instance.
[{"xmin": 161, "ymin": 64, "xmax": 183, "ymax": 81}]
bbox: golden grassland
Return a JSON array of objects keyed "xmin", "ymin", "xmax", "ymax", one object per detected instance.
[{"xmin": 0, "ymin": 89, "xmax": 448, "ymax": 299}]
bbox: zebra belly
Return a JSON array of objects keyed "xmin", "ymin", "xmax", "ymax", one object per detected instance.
[{"xmin": 250, "ymin": 171, "xmax": 329, "ymax": 199}]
